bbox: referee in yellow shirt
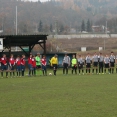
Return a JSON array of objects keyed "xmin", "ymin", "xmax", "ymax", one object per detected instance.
[{"xmin": 51, "ymin": 54, "xmax": 58, "ymax": 76}]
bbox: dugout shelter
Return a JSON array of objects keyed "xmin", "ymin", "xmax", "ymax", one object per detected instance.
[{"xmin": 0, "ymin": 34, "xmax": 47, "ymax": 56}]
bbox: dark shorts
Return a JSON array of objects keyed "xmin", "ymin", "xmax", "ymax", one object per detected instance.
[
  {"xmin": 53, "ymin": 64, "xmax": 57, "ymax": 70},
  {"xmin": 36, "ymin": 65, "xmax": 41, "ymax": 69},
  {"xmin": 72, "ymin": 65, "xmax": 77, "ymax": 70},
  {"xmin": 16, "ymin": 65, "xmax": 21, "ymax": 71},
  {"xmin": 1, "ymin": 64, "xmax": 8, "ymax": 71},
  {"xmin": 99, "ymin": 62, "xmax": 103, "ymax": 67},
  {"xmin": 42, "ymin": 65, "xmax": 46, "ymax": 71},
  {"xmin": 110, "ymin": 62, "xmax": 114, "ymax": 67},
  {"xmin": 78, "ymin": 64, "xmax": 83, "ymax": 69},
  {"xmin": 63, "ymin": 63, "xmax": 69, "ymax": 69},
  {"xmin": 93, "ymin": 62, "xmax": 98, "ymax": 67},
  {"xmin": 32, "ymin": 67, "xmax": 36, "ymax": 71},
  {"xmin": 21, "ymin": 65, "xmax": 25, "ymax": 71},
  {"xmin": 10, "ymin": 65, "xmax": 15, "ymax": 70},
  {"xmin": 105, "ymin": 63, "xmax": 109, "ymax": 68},
  {"xmin": 28, "ymin": 64, "xmax": 33, "ymax": 70},
  {"xmin": 86, "ymin": 63, "xmax": 91, "ymax": 68}
]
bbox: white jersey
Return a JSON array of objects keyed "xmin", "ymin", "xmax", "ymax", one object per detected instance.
[
  {"xmin": 104, "ymin": 57, "xmax": 110, "ymax": 64},
  {"xmin": 63, "ymin": 56, "xmax": 70, "ymax": 65},
  {"xmin": 92, "ymin": 55, "xmax": 98, "ymax": 62},
  {"xmin": 78, "ymin": 58, "xmax": 84, "ymax": 64},
  {"xmin": 110, "ymin": 55, "xmax": 115, "ymax": 62},
  {"xmin": 98, "ymin": 55, "xmax": 104, "ymax": 62},
  {"xmin": 86, "ymin": 56, "xmax": 92, "ymax": 63}
]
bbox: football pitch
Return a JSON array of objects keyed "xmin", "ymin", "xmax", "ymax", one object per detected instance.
[{"xmin": 0, "ymin": 70, "xmax": 117, "ymax": 117}]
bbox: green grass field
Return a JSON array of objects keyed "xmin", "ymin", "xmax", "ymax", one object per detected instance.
[{"xmin": 0, "ymin": 70, "xmax": 117, "ymax": 117}]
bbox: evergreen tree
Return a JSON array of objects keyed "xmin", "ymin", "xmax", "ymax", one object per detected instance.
[
  {"xmin": 87, "ymin": 19, "xmax": 91, "ymax": 32},
  {"xmin": 60, "ymin": 25, "xmax": 64, "ymax": 33},
  {"xmin": 50, "ymin": 24, "xmax": 53, "ymax": 33},
  {"xmin": 38, "ymin": 20, "xmax": 43, "ymax": 32},
  {"xmin": 90, "ymin": 20, "xmax": 93, "ymax": 32},
  {"xmin": 81, "ymin": 20, "xmax": 85, "ymax": 32}
]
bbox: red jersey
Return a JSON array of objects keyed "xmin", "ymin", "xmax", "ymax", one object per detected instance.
[
  {"xmin": 32, "ymin": 58, "xmax": 36, "ymax": 67},
  {"xmin": 16, "ymin": 58, "xmax": 21, "ymax": 66},
  {"xmin": 41, "ymin": 58, "xmax": 47, "ymax": 66},
  {"xmin": 28, "ymin": 57, "xmax": 32, "ymax": 64},
  {"xmin": 21, "ymin": 58, "xmax": 26, "ymax": 65},
  {"xmin": 9, "ymin": 58, "xmax": 15, "ymax": 66},
  {"xmin": 1, "ymin": 57, "xmax": 7, "ymax": 65}
]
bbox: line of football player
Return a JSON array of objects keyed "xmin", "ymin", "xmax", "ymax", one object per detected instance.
[
  {"xmin": 62, "ymin": 52, "xmax": 117, "ymax": 75},
  {"xmin": 0, "ymin": 53, "xmax": 46, "ymax": 78},
  {"xmin": 0, "ymin": 52, "xmax": 117, "ymax": 78}
]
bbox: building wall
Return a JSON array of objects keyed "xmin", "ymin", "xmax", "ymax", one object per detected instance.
[{"xmin": 48, "ymin": 34, "xmax": 117, "ymax": 39}]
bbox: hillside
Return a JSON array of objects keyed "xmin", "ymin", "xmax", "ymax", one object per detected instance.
[
  {"xmin": 0, "ymin": 0, "xmax": 117, "ymax": 34},
  {"xmin": 57, "ymin": 0, "xmax": 117, "ymax": 9},
  {"xmin": 56, "ymin": 0, "xmax": 117, "ymax": 19}
]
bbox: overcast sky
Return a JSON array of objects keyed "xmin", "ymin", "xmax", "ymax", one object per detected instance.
[{"xmin": 30, "ymin": 0, "xmax": 49, "ymax": 2}]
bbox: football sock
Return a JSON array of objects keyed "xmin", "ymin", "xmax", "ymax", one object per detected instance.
[
  {"xmin": 79, "ymin": 69, "xmax": 80, "ymax": 74},
  {"xmin": 17, "ymin": 72, "xmax": 18, "ymax": 76},
  {"xmin": 63, "ymin": 69, "xmax": 65, "ymax": 74},
  {"xmin": 96, "ymin": 69, "xmax": 98, "ymax": 73},
  {"xmin": 99, "ymin": 68, "xmax": 100, "ymax": 73},
  {"xmin": 43, "ymin": 70, "xmax": 44, "ymax": 75},
  {"xmin": 55, "ymin": 70, "xmax": 56, "ymax": 75},
  {"xmin": 105, "ymin": 69, "xmax": 106, "ymax": 73},
  {"xmin": 6, "ymin": 72, "xmax": 8, "ymax": 77},
  {"xmin": 45, "ymin": 70, "xmax": 47, "ymax": 76},
  {"xmin": 22, "ymin": 71, "xmax": 24, "ymax": 76},
  {"xmin": 32, "ymin": 70, "xmax": 34, "ymax": 76},
  {"xmin": 89, "ymin": 69, "xmax": 90, "ymax": 73},
  {"xmin": 13, "ymin": 72, "xmax": 15, "ymax": 76},
  {"xmin": 75, "ymin": 69, "xmax": 77, "ymax": 74},
  {"xmin": 86, "ymin": 69, "xmax": 87, "ymax": 73},
  {"xmin": 66, "ymin": 69, "xmax": 68, "ymax": 74},
  {"xmin": 53, "ymin": 70, "xmax": 56, "ymax": 75},
  {"xmin": 110, "ymin": 68, "xmax": 111, "ymax": 73},
  {"xmin": 34, "ymin": 70, "xmax": 36, "ymax": 76},
  {"xmin": 19, "ymin": 72, "xmax": 20, "ymax": 76},
  {"xmin": 112, "ymin": 68, "xmax": 114, "ymax": 73},
  {"xmin": 102, "ymin": 68, "xmax": 103, "ymax": 73},
  {"xmin": 10, "ymin": 72, "xmax": 12, "ymax": 77},
  {"xmin": 1, "ymin": 72, "xmax": 3, "ymax": 77},
  {"xmin": 29, "ymin": 70, "xmax": 31, "ymax": 76},
  {"xmin": 53, "ymin": 70, "xmax": 55, "ymax": 75}
]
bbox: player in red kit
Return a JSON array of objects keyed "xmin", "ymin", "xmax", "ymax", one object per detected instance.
[
  {"xmin": 21, "ymin": 54, "xmax": 26, "ymax": 77},
  {"xmin": 9, "ymin": 54, "xmax": 15, "ymax": 77},
  {"xmin": 32, "ymin": 55, "xmax": 36, "ymax": 76},
  {"xmin": 16, "ymin": 55, "xmax": 21, "ymax": 77},
  {"xmin": 41, "ymin": 55, "xmax": 47, "ymax": 76},
  {"xmin": 28, "ymin": 54, "xmax": 33, "ymax": 77},
  {"xmin": 1, "ymin": 54, "xmax": 8, "ymax": 78}
]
